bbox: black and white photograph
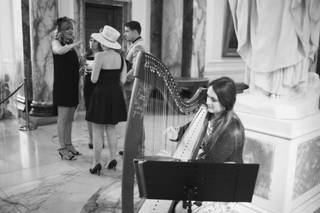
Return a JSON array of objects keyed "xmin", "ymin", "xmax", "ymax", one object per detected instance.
[{"xmin": 0, "ymin": 0, "xmax": 320, "ymax": 212}]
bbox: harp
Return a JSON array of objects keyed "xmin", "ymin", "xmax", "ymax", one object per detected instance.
[{"xmin": 121, "ymin": 52, "xmax": 208, "ymax": 213}]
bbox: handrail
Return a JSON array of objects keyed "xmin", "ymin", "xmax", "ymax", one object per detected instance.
[{"xmin": 0, "ymin": 82, "xmax": 24, "ymax": 105}]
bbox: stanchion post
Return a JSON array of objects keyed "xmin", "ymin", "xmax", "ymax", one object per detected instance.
[{"xmin": 19, "ymin": 78, "xmax": 36, "ymax": 131}]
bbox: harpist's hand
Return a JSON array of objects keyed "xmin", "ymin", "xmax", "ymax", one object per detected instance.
[{"xmin": 164, "ymin": 126, "xmax": 179, "ymax": 141}]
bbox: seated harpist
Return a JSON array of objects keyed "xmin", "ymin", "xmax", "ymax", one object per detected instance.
[
  {"xmin": 168, "ymin": 76, "xmax": 245, "ymax": 164},
  {"xmin": 122, "ymin": 52, "xmax": 247, "ymax": 213},
  {"xmin": 167, "ymin": 77, "xmax": 245, "ymax": 213}
]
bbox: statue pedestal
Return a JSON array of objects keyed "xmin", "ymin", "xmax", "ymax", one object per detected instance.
[
  {"xmin": 235, "ymin": 91, "xmax": 320, "ymax": 120},
  {"xmin": 234, "ymin": 94, "xmax": 320, "ymax": 213}
]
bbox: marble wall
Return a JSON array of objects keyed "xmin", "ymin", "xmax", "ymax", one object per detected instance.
[
  {"xmin": 160, "ymin": 0, "xmax": 206, "ymax": 78},
  {"xmin": 30, "ymin": 0, "xmax": 58, "ymax": 104},
  {"xmin": 0, "ymin": 0, "xmax": 24, "ymax": 118},
  {"xmin": 73, "ymin": 0, "xmax": 86, "ymax": 111},
  {"xmin": 73, "ymin": 0, "xmax": 85, "ymax": 53},
  {"xmin": 191, "ymin": 0, "xmax": 206, "ymax": 78},
  {"xmin": 161, "ymin": 0, "xmax": 183, "ymax": 77},
  {"xmin": 0, "ymin": 75, "xmax": 11, "ymax": 119},
  {"xmin": 293, "ymin": 136, "xmax": 320, "ymax": 199},
  {"xmin": 314, "ymin": 207, "xmax": 320, "ymax": 213},
  {"xmin": 243, "ymin": 138, "xmax": 275, "ymax": 200},
  {"xmin": 132, "ymin": 0, "xmax": 151, "ymax": 52},
  {"xmin": 204, "ymin": 0, "xmax": 245, "ymax": 82},
  {"xmin": 21, "ymin": 0, "xmax": 33, "ymax": 102}
]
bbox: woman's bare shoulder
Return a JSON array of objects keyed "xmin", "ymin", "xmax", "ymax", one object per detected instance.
[
  {"xmin": 94, "ymin": 51, "xmax": 109, "ymax": 61},
  {"xmin": 94, "ymin": 51, "xmax": 105, "ymax": 57}
]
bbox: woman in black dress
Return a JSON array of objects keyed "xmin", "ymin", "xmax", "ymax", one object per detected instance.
[
  {"xmin": 84, "ymin": 35, "xmax": 102, "ymax": 149},
  {"xmin": 85, "ymin": 25, "xmax": 127, "ymax": 175},
  {"xmin": 52, "ymin": 17, "xmax": 82, "ymax": 160}
]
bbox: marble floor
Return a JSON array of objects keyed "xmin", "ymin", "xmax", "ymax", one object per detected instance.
[
  {"xmin": 0, "ymin": 113, "xmax": 259, "ymax": 213},
  {"xmin": 0, "ymin": 115, "xmax": 137, "ymax": 213},
  {"xmin": 0, "ymin": 114, "xmax": 238, "ymax": 213}
]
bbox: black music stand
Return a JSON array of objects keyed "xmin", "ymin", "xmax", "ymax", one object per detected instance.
[{"xmin": 134, "ymin": 160, "xmax": 259, "ymax": 213}]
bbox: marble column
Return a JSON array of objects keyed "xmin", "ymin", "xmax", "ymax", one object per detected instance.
[
  {"xmin": 162, "ymin": 0, "xmax": 183, "ymax": 77},
  {"xmin": 21, "ymin": 0, "xmax": 32, "ymax": 103},
  {"xmin": 73, "ymin": 0, "xmax": 86, "ymax": 111},
  {"xmin": 73, "ymin": 0, "xmax": 85, "ymax": 53},
  {"xmin": 150, "ymin": 0, "xmax": 163, "ymax": 59},
  {"xmin": 181, "ymin": 0, "xmax": 193, "ymax": 77},
  {"xmin": 161, "ymin": 0, "xmax": 206, "ymax": 78},
  {"xmin": 190, "ymin": 0, "xmax": 206, "ymax": 78},
  {"xmin": 29, "ymin": 0, "xmax": 58, "ymax": 116}
]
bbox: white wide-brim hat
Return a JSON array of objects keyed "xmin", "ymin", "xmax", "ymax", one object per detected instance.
[{"xmin": 91, "ymin": 25, "xmax": 121, "ymax": 50}]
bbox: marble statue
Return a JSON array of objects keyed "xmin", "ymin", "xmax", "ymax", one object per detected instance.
[{"xmin": 229, "ymin": 0, "xmax": 320, "ymax": 98}]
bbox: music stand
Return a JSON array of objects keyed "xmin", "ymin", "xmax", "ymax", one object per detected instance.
[{"xmin": 134, "ymin": 159, "xmax": 259, "ymax": 213}]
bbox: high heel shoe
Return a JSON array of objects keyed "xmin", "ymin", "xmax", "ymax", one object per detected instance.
[
  {"xmin": 89, "ymin": 143, "xmax": 104, "ymax": 149},
  {"xmin": 58, "ymin": 148, "xmax": 76, "ymax": 160},
  {"xmin": 107, "ymin": 159, "xmax": 117, "ymax": 170},
  {"xmin": 66, "ymin": 145, "xmax": 81, "ymax": 155},
  {"xmin": 89, "ymin": 163, "xmax": 102, "ymax": 176}
]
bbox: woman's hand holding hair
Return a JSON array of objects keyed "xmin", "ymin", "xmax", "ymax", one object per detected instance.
[{"xmin": 52, "ymin": 40, "xmax": 82, "ymax": 55}]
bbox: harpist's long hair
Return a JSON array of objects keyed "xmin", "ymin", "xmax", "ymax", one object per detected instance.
[
  {"xmin": 200, "ymin": 77, "xmax": 244, "ymax": 162},
  {"xmin": 209, "ymin": 77, "xmax": 236, "ymax": 112}
]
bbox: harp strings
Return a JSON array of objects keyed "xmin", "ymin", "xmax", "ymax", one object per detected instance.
[{"xmin": 141, "ymin": 56, "xmax": 195, "ymax": 157}]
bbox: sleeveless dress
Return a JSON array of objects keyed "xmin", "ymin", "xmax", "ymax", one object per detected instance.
[
  {"xmin": 53, "ymin": 49, "xmax": 79, "ymax": 108},
  {"xmin": 85, "ymin": 57, "xmax": 127, "ymax": 124},
  {"xmin": 83, "ymin": 56, "xmax": 95, "ymax": 110}
]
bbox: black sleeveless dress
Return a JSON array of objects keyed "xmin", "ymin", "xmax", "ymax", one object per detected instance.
[
  {"xmin": 52, "ymin": 49, "xmax": 79, "ymax": 108},
  {"xmin": 83, "ymin": 56, "xmax": 95, "ymax": 110},
  {"xmin": 85, "ymin": 57, "xmax": 127, "ymax": 124}
]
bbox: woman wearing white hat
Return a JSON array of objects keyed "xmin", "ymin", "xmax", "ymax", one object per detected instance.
[
  {"xmin": 85, "ymin": 25, "xmax": 127, "ymax": 175},
  {"xmin": 83, "ymin": 34, "xmax": 103, "ymax": 150}
]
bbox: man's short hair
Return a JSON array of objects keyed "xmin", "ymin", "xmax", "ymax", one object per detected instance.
[{"xmin": 125, "ymin": 21, "xmax": 141, "ymax": 34}]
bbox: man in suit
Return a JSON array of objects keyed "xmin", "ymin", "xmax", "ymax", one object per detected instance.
[{"xmin": 123, "ymin": 21, "xmax": 146, "ymax": 107}]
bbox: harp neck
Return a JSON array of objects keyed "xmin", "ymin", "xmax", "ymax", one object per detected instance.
[{"xmin": 134, "ymin": 51, "xmax": 207, "ymax": 114}]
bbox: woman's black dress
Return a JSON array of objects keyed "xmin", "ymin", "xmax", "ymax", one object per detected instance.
[
  {"xmin": 53, "ymin": 49, "xmax": 79, "ymax": 108},
  {"xmin": 85, "ymin": 57, "xmax": 127, "ymax": 124},
  {"xmin": 83, "ymin": 56, "xmax": 95, "ymax": 110}
]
